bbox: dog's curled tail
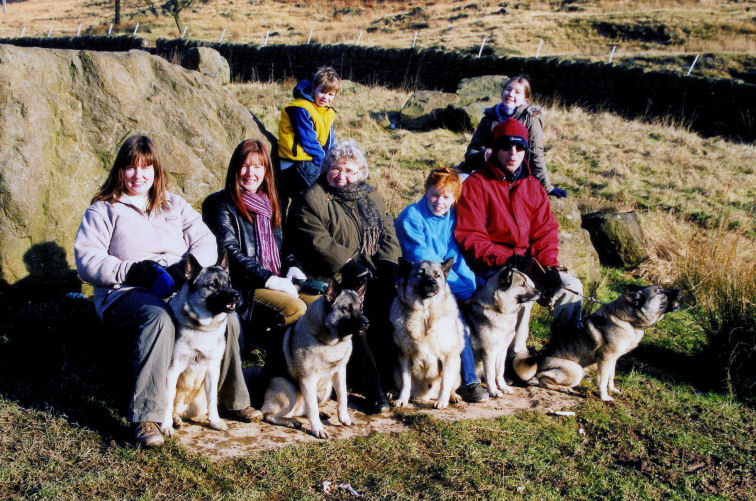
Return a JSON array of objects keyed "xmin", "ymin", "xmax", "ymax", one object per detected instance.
[{"xmin": 513, "ymin": 351, "xmax": 539, "ymax": 382}]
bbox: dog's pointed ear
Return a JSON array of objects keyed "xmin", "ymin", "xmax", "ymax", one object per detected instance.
[
  {"xmin": 398, "ymin": 257, "xmax": 414, "ymax": 279},
  {"xmin": 355, "ymin": 281, "xmax": 368, "ymax": 301},
  {"xmin": 217, "ymin": 250, "xmax": 229, "ymax": 271},
  {"xmin": 184, "ymin": 254, "xmax": 202, "ymax": 281},
  {"xmin": 498, "ymin": 266, "xmax": 513, "ymax": 289},
  {"xmin": 441, "ymin": 257, "xmax": 454, "ymax": 277},
  {"xmin": 325, "ymin": 278, "xmax": 341, "ymax": 304},
  {"xmin": 625, "ymin": 290, "xmax": 645, "ymax": 308}
]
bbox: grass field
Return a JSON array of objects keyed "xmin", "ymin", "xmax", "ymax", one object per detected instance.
[
  {"xmin": 1, "ymin": 72, "xmax": 755, "ymax": 498},
  {"xmin": 1, "ymin": 0, "xmax": 755, "ymax": 498},
  {"xmin": 0, "ymin": 0, "xmax": 754, "ymax": 80}
]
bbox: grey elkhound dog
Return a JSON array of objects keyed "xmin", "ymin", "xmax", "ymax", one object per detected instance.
[
  {"xmin": 461, "ymin": 265, "xmax": 540, "ymax": 398},
  {"xmin": 261, "ymin": 279, "xmax": 368, "ymax": 439},
  {"xmin": 161, "ymin": 252, "xmax": 240, "ymax": 436},
  {"xmin": 391, "ymin": 258, "xmax": 465, "ymax": 409},
  {"xmin": 514, "ymin": 286, "xmax": 681, "ymax": 400}
]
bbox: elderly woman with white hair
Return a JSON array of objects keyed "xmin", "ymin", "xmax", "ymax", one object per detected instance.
[{"xmin": 285, "ymin": 139, "xmax": 401, "ymax": 414}]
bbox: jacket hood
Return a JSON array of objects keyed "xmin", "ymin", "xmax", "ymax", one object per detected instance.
[
  {"xmin": 293, "ymin": 80, "xmax": 315, "ymax": 103},
  {"xmin": 483, "ymin": 103, "xmax": 540, "ymax": 121}
]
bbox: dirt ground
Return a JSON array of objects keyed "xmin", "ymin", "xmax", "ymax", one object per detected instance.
[{"xmin": 176, "ymin": 387, "xmax": 580, "ymax": 460}]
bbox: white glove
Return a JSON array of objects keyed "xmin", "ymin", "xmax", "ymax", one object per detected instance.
[
  {"xmin": 265, "ymin": 275, "xmax": 299, "ymax": 297},
  {"xmin": 285, "ymin": 267, "xmax": 307, "ymax": 282}
]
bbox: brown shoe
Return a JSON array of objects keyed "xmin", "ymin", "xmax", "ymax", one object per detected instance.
[
  {"xmin": 233, "ymin": 406, "xmax": 263, "ymax": 422},
  {"xmin": 133, "ymin": 422, "xmax": 164, "ymax": 448}
]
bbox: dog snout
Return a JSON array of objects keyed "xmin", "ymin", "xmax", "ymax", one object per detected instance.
[
  {"xmin": 518, "ymin": 290, "xmax": 540, "ymax": 303},
  {"xmin": 665, "ymin": 288, "xmax": 682, "ymax": 312},
  {"xmin": 220, "ymin": 289, "xmax": 240, "ymax": 312},
  {"xmin": 417, "ymin": 277, "xmax": 439, "ymax": 298},
  {"xmin": 358, "ymin": 315, "xmax": 370, "ymax": 335}
]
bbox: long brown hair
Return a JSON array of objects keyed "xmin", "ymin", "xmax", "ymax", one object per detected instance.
[
  {"xmin": 91, "ymin": 135, "xmax": 168, "ymax": 212},
  {"xmin": 224, "ymin": 139, "xmax": 281, "ymax": 228}
]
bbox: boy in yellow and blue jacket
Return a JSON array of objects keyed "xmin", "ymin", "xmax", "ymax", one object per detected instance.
[{"xmin": 278, "ymin": 66, "xmax": 340, "ymax": 206}]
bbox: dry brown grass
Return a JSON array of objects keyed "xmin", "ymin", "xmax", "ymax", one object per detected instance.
[
  {"xmin": 228, "ymin": 79, "xmax": 756, "ymax": 234},
  {"xmin": 1, "ymin": 0, "xmax": 753, "ymax": 59}
]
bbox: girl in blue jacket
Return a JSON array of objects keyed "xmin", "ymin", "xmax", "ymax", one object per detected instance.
[{"xmin": 394, "ymin": 166, "xmax": 489, "ymax": 404}]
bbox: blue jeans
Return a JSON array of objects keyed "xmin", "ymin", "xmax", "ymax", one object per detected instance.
[{"xmin": 460, "ymin": 318, "xmax": 479, "ymax": 386}]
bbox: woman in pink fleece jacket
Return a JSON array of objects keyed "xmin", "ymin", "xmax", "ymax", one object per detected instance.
[{"xmin": 74, "ymin": 136, "xmax": 257, "ymax": 448}]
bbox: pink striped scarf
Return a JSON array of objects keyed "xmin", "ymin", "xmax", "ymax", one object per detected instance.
[{"xmin": 241, "ymin": 191, "xmax": 280, "ymax": 275}]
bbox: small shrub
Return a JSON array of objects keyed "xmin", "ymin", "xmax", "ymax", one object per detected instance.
[{"xmin": 676, "ymin": 228, "xmax": 756, "ymax": 402}]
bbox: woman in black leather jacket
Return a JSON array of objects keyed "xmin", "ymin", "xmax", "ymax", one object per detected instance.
[{"xmin": 202, "ymin": 139, "xmax": 317, "ymax": 353}]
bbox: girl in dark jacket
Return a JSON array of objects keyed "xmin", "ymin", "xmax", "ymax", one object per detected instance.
[
  {"xmin": 462, "ymin": 75, "xmax": 566, "ymax": 198},
  {"xmin": 202, "ymin": 140, "xmax": 317, "ymax": 352}
]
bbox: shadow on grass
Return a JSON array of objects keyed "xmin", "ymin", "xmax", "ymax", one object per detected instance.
[
  {"xmin": 621, "ymin": 343, "xmax": 735, "ymax": 400},
  {"xmin": 0, "ymin": 242, "xmax": 131, "ymax": 443}
]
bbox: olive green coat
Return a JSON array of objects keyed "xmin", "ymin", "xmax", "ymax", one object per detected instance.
[{"xmin": 285, "ymin": 181, "xmax": 401, "ymax": 281}]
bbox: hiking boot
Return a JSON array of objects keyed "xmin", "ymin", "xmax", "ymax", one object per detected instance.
[
  {"xmin": 457, "ymin": 383, "xmax": 490, "ymax": 403},
  {"xmin": 133, "ymin": 422, "xmax": 164, "ymax": 448},
  {"xmin": 233, "ymin": 406, "xmax": 263, "ymax": 422}
]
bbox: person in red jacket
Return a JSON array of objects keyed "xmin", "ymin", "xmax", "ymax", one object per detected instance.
[{"xmin": 455, "ymin": 118, "xmax": 583, "ymax": 356}]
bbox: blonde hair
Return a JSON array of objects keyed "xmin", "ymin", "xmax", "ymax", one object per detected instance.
[
  {"xmin": 313, "ymin": 66, "xmax": 341, "ymax": 94},
  {"xmin": 424, "ymin": 166, "xmax": 462, "ymax": 201}
]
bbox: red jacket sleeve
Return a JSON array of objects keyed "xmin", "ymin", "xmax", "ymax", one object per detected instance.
[
  {"xmin": 527, "ymin": 183, "xmax": 560, "ymax": 268},
  {"xmin": 455, "ymin": 175, "xmax": 514, "ymax": 269}
]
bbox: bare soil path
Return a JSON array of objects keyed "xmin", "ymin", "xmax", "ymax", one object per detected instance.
[{"xmin": 176, "ymin": 387, "xmax": 580, "ymax": 460}]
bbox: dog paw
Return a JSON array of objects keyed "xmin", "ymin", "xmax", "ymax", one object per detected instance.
[
  {"xmin": 339, "ymin": 413, "xmax": 352, "ymax": 426},
  {"xmin": 609, "ymin": 386, "xmax": 620, "ymax": 394},
  {"xmin": 449, "ymin": 391, "xmax": 462, "ymax": 404},
  {"xmin": 489, "ymin": 389, "xmax": 504, "ymax": 398},
  {"xmin": 600, "ymin": 394, "xmax": 614, "ymax": 402},
  {"xmin": 394, "ymin": 399, "xmax": 409, "ymax": 408},
  {"xmin": 311, "ymin": 427, "xmax": 329, "ymax": 439},
  {"xmin": 160, "ymin": 423, "xmax": 175, "ymax": 437},
  {"xmin": 172, "ymin": 416, "xmax": 183, "ymax": 429},
  {"xmin": 209, "ymin": 419, "xmax": 228, "ymax": 432},
  {"xmin": 434, "ymin": 400, "xmax": 449, "ymax": 409},
  {"xmin": 500, "ymin": 384, "xmax": 514, "ymax": 395}
]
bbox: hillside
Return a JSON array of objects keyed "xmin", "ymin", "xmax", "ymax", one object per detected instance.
[{"xmin": 0, "ymin": 0, "xmax": 754, "ymax": 80}]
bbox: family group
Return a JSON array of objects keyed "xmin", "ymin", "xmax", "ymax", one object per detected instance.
[{"xmin": 73, "ymin": 66, "xmax": 581, "ymax": 448}]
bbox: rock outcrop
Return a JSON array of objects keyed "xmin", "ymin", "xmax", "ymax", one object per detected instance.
[
  {"xmin": 398, "ymin": 75, "xmax": 508, "ymax": 132},
  {"xmin": 582, "ymin": 211, "xmax": 648, "ymax": 269},
  {"xmin": 0, "ymin": 45, "xmax": 268, "ymax": 282},
  {"xmin": 181, "ymin": 47, "xmax": 231, "ymax": 85},
  {"xmin": 552, "ymin": 199, "xmax": 601, "ymax": 290}
]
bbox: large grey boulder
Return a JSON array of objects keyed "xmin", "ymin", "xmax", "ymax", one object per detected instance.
[
  {"xmin": 181, "ymin": 47, "xmax": 231, "ymax": 85},
  {"xmin": 399, "ymin": 75, "xmax": 508, "ymax": 132},
  {"xmin": 581, "ymin": 211, "xmax": 648, "ymax": 269},
  {"xmin": 552, "ymin": 198, "xmax": 601, "ymax": 291},
  {"xmin": 399, "ymin": 90, "xmax": 460, "ymax": 130},
  {"xmin": 452, "ymin": 75, "xmax": 508, "ymax": 130},
  {"xmin": 0, "ymin": 45, "xmax": 268, "ymax": 282}
]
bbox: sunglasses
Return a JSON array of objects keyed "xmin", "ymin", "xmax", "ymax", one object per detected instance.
[{"xmin": 500, "ymin": 140, "xmax": 526, "ymax": 152}]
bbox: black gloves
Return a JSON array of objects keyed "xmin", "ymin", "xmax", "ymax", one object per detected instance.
[
  {"xmin": 124, "ymin": 260, "xmax": 175, "ymax": 298},
  {"xmin": 339, "ymin": 259, "xmax": 371, "ymax": 291},
  {"xmin": 536, "ymin": 266, "xmax": 562, "ymax": 307},
  {"xmin": 124, "ymin": 260, "xmax": 158, "ymax": 289},
  {"xmin": 505, "ymin": 253, "xmax": 532, "ymax": 273}
]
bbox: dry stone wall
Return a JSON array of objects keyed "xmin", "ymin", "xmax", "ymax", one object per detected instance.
[{"xmin": 1, "ymin": 36, "xmax": 752, "ymax": 140}]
